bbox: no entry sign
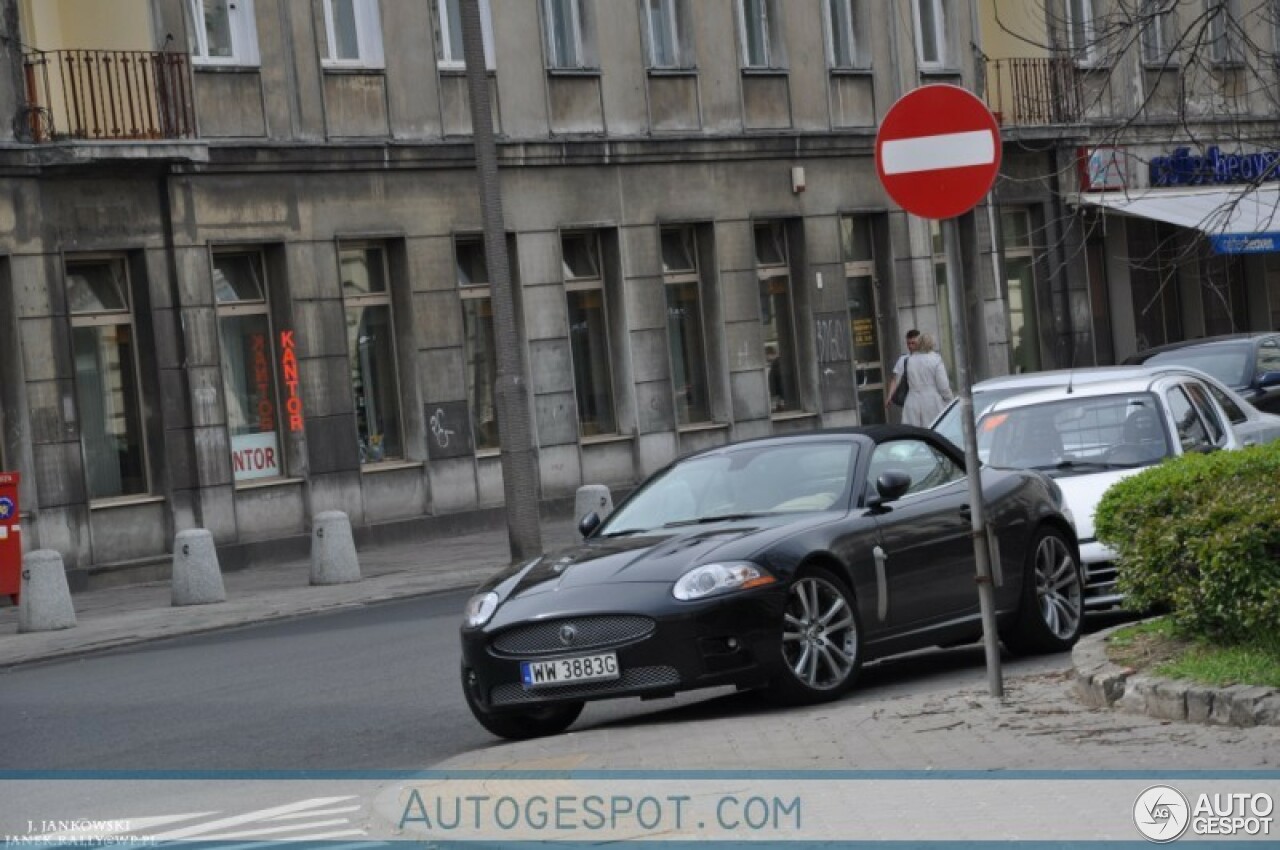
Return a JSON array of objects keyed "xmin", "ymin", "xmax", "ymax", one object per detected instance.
[{"xmin": 875, "ymin": 85, "xmax": 1001, "ymax": 220}]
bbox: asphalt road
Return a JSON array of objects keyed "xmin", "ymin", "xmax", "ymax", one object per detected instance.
[{"xmin": 0, "ymin": 587, "xmax": 1109, "ymax": 772}]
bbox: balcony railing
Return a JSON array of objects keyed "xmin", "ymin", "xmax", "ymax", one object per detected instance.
[
  {"xmin": 984, "ymin": 57, "xmax": 1084, "ymax": 127},
  {"xmin": 21, "ymin": 48, "xmax": 196, "ymax": 142}
]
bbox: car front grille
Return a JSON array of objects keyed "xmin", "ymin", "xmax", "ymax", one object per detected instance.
[
  {"xmin": 489, "ymin": 665, "xmax": 680, "ymax": 706},
  {"xmin": 491, "ymin": 615, "xmax": 656, "ymax": 656},
  {"xmin": 1084, "ymin": 560, "xmax": 1121, "ymax": 608}
]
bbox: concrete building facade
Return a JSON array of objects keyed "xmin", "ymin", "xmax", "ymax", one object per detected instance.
[{"xmin": 0, "ymin": 0, "xmax": 1010, "ymax": 577}]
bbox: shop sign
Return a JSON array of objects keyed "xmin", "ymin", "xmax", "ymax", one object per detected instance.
[
  {"xmin": 1210, "ymin": 233, "xmax": 1280, "ymax": 255},
  {"xmin": 1078, "ymin": 146, "xmax": 1127, "ymax": 191},
  {"xmin": 280, "ymin": 330, "xmax": 304, "ymax": 433},
  {"xmin": 231, "ymin": 431, "xmax": 281, "ymax": 480},
  {"xmin": 1151, "ymin": 146, "xmax": 1280, "ymax": 187}
]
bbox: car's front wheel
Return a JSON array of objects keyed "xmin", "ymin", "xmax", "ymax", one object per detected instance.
[
  {"xmin": 461, "ymin": 668, "xmax": 584, "ymax": 740},
  {"xmin": 1002, "ymin": 526, "xmax": 1084, "ymax": 656},
  {"xmin": 768, "ymin": 567, "xmax": 862, "ymax": 705}
]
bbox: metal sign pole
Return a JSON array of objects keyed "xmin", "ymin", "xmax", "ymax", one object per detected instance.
[{"xmin": 941, "ymin": 216, "xmax": 1004, "ymax": 698}]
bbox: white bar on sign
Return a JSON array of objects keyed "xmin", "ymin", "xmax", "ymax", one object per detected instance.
[{"xmin": 881, "ymin": 130, "xmax": 995, "ymax": 175}]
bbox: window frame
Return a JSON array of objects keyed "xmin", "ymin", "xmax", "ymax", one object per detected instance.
[
  {"xmin": 913, "ymin": 0, "xmax": 948, "ymax": 69},
  {"xmin": 455, "ymin": 235, "xmax": 502, "ymax": 454},
  {"xmin": 823, "ymin": 0, "xmax": 863, "ymax": 70},
  {"xmin": 188, "ymin": 0, "xmax": 261, "ymax": 67},
  {"xmin": 1210, "ymin": 0, "xmax": 1244, "ymax": 66},
  {"xmin": 437, "ymin": 0, "xmax": 496, "ymax": 71},
  {"xmin": 562, "ymin": 230, "xmax": 618, "ymax": 437},
  {"xmin": 737, "ymin": 0, "xmax": 786, "ymax": 70},
  {"xmin": 661, "ymin": 226, "xmax": 713, "ymax": 426},
  {"xmin": 66, "ymin": 255, "xmax": 152, "ymax": 502},
  {"xmin": 339, "ymin": 241, "xmax": 405, "ymax": 465},
  {"xmin": 1064, "ymin": 0, "xmax": 1098, "ymax": 65},
  {"xmin": 644, "ymin": 0, "xmax": 694, "ymax": 70},
  {"xmin": 1001, "ymin": 208, "xmax": 1042, "ymax": 375},
  {"xmin": 320, "ymin": 0, "xmax": 385, "ymax": 69},
  {"xmin": 543, "ymin": 0, "xmax": 591, "ymax": 70},
  {"xmin": 1138, "ymin": 0, "xmax": 1175, "ymax": 67},
  {"xmin": 755, "ymin": 221, "xmax": 802, "ymax": 416}
]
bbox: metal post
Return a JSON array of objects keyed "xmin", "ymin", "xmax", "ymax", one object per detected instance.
[
  {"xmin": 460, "ymin": 0, "xmax": 543, "ymax": 561},
  {"xmin": 942, "ymin": 216, "xmax": 1004, "ymax": 698}
]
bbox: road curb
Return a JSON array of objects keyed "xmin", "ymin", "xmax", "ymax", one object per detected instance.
[{"xmin": 1072, "ymin": 622, "xmax": 1280, "ymax": 727}]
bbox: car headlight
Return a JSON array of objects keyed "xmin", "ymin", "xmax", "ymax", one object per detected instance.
[
  {"xmin": 463, "ymin": 591, "xmax": 500, "ymax": 628},
  {"xmin": 673, "ymin": 562, "xmax": 776, "ymax": 601}
]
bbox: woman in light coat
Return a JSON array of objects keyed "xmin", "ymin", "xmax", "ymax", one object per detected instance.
[{"xmin": 902, "ymin": 332, "xmax": 954, "ymax": 427}]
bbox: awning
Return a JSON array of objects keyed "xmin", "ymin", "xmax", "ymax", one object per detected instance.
[{"xmin": 1076, "ymin": 185, "xmax": 1280, "ymax": 253}]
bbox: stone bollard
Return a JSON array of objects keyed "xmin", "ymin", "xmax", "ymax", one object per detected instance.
[
  {"xmin": 18, "ymin": 550, "xmax": 77, "ymax": 633},
  {"xmin": 171, "ymin": 528, "xmax": 227, "ymax": 606},
  {"xmin": 575, "ymin": 484, "xmax": 614, "ymax": 522},
  {"xmin": 310, "ymin": 511, "xmax": 360, "ymax": 586}
]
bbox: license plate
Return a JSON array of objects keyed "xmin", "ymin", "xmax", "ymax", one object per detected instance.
[{"xmin": 521, "ymin": 652, "xmax": 619, "ymax": 688}]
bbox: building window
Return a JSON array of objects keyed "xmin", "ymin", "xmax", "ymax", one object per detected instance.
[
  {"xmin": 563, "ymin": 232, "xmax": 616, "ymax": 436},
  {"xmin": 188, "ymin": 0, "xmax": 260, "ymax": 66},
  {"xmin": 644, "ymin": 0, "xmax": 695, "ymax": 69},
  {"xmin": 756, "ymin": 222, "xmax": 800, "ymax": 414},
  {"xmin": 1210, "ymin": 0, "xmax": 1243, "ymax": 65},
  {"xmin": 1139, "ymin": 0, "xmax": 1174, "ymax": 66},
  {"xmin": 662, "ymin": 227, "xmax": 711, "ymax": 425},
  {"xmin": 321, "ymin": 0, "xmax": 384, "ymax": 68},
  {"xmin": 457, "ymin": 237, "xmax": 500, "ymax": 452},
  {"xmin": 1126, "ymin": 220, "xmax": 1183, "ymax": 351},
  {"xmin": 543, "ymin": 0, "xmax": 594, "ymax": 70},
  {"xmin": 842, "ymin": 216, "xmax": 886, "ymax": 424},
  {"xmin": 67, "ymin": 258, "xmax": 148, "ymax": 501},
  {"xmin": 1064, "ymin": 0, "xmax": 1097, "ymax": 63},
  {"xmin": 930, "ymin": 221, "xmax": 955, "ymax": 374},
  {"xmin": 340, "ymin": 243, "xmax": 403, "ymax": 464},
  {"xmin": 1002, "ymin": 209, "xmax": 1042, "ymax": 375},
  {"xmin": 824, "ymin": 0, "xmax": 865, "ymax": 69},
  {"xmin": 215, "ymin": 251, "xmax": 285, "ymax": 482},
  {"xmin": 914, "ymin": 0, "xmax": 947, "ymax": 67},
  {"xmin": 738, "ymin": 0, "xmax": 786, "ymax": 70},
  {"xmin": 438, "ymin": 0, "xmax": 495, "ymax": 70}
]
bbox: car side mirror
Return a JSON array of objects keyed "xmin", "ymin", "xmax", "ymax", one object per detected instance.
[
  {"xmin": 1258, "ymin": 371, "xmax": 1280, "ymax": 389},
  {"xmin": 873, "ymin": 470, "xmax": 912, "ymax": 505},
  {"xmin": 578, "ymin": 511, "xmax": 601, "ymax": 538}
]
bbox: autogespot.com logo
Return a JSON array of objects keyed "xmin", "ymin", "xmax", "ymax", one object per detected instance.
[{"xmin": 1134, "ymin": 785, "xmax": 1191, "ymax": 843}]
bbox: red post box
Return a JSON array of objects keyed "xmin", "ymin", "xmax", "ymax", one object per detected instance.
[{"xmin": 0, "ymin": 472, "xmax": 20, "ymax": 605}]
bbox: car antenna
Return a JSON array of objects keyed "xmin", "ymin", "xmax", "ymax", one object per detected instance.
[{"xmin": 1066, "ymin": 333, "xmax": 1079, "ymax": 395}]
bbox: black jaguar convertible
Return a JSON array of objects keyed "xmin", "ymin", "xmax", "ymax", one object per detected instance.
[{"xmin": 460, "ymin": 426, "xmax": 1082, "ymax": 739}]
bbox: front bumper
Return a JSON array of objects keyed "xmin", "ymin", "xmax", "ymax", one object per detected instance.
[
  {"xmin": 461, "ymin": 582, "xmax": 786, "ymax": 714},
  {"xmin": 1079, "ymin": 539, "xmax": 1123, "ymax": 609}
]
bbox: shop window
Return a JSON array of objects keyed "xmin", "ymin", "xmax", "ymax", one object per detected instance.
[
  {"xmin": 738, "ymin": 0, "xmax": 787, "ymax": 70},
  {"xmin": 321, "ymin": 0, "xmax": 384, "ymax": 68},
  {"xmin": 1002, "ymin": 208, "xmax": 1042, "ymax": 374},
  {"xmin": 437, "ymin": 0, "xmax": 495, "ymax": 70},
  {"xmin": 1199, "ymin": 247, "xmax": 1247, "ymax": 337},
  {"xmin": 188, "ymin": 0, "xmax": 261, "ymax": 67},
  {"xmin": 756, "ymin": 221, "xmax": 800, "ymax": 414},
  {"xmin": 644, "ymin": 0, "xmax": 695, "ymax": 69},
  {"xmin": 662, "ymin": 227, "xmax": 711, "ymax": 425},
  {"xmin": 67, "ymin": 258, "xmax": 148, "ymax": 500},
  {"xmin": 564, "ymin": 232, "xmax": 616, "ymax": 436},
  {"xmin": 1127, "ymin": 220, "xmax": 1182, "ymax": 350},
  {"xmin": 340, "ymin": 243, "xmax": 403, "ymax": 464},
  {"xmin": 215, "ymin": 251, "xmax": 285, "ymax": 482},
  {"xmin": 842, "ymin": 215, "xmax": 886, "ymax": 423},
  {"xmin": 457, "ymin": 237, "xmax": 500, "ymax": 452},
  {"xmin": 914, "ymin": 0, "xmax": 948, "ymax": 68},
  {"xmin": 543, "ymin": 0, "xmax": 596, "ymax": 70}
]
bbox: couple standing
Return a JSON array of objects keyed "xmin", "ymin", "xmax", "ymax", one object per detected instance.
[{"xmin": 885, "ymin": 329, "xmax": 953, "ymax": 427}]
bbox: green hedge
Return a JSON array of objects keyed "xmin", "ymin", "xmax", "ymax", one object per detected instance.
[{"xmin": 1093, "ymin": 441, "xmax": 1280, "ymax": 643}]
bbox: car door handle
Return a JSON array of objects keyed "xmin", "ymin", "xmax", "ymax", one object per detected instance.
[{"xmin": 959, "ymin": 504, "xmax": 971, "ymax": 518}]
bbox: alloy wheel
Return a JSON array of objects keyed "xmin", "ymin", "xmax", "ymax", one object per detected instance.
[
  {"xmin": 781, "ymin": 575, "xmax": 859, "ymax": 691},
  {"xmin": 1033, "ymin": 533, "xmax": 1082, "ymax": 640}
]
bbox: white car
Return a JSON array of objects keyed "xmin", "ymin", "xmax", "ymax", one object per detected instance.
[{"xmin": 932, "ymin": 368, "xmax": 1280, "ymax": 608}]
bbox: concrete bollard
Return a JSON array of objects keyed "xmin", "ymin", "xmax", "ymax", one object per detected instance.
[
  {"xmin": 575, "ymin": 484, "xmax": 614, "ymax": 522},
  {"xmin": 171, "ymin": 528, "xmax": 227, "ymax": 606},
  {"xmin": 18, "ymin": 549, "xmax": 77, "ymax": 633},
  {"xmin": 310, "ymin": 511, "xmax": 360, "ymax": 586}
]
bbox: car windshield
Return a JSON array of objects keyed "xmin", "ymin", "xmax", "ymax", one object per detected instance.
[
  {"xmin": 932, "ymin": 386, "xmax": 1042, "ymax": 448},
  {"xmin": 977, "ymin": 392, "xmax": 1174, "ymax": 474},
  {"xmin": 1145, "ymin": 345, "xmax": 1252, "ymax": 388},
  {"xmin": 596, "ymin": 442, "xmax": 856, "ymax": 536}
]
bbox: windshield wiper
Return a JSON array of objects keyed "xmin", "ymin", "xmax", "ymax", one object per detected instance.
[
  {"xmin": 662, "ymin": 512, "xmax": 770, "ymax": 528},
  {"xmin": 598, "ymin": 528, "xmax": 652, "ymax": 538}
]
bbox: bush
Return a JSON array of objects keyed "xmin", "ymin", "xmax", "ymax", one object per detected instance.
[{"xmin": 1093, "ymin": 441, "xmax": 1280, "ymax": 644}]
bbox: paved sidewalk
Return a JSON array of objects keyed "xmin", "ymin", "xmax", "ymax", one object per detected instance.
[{"xmin": 0, "ymin": 517, "xmax": 579, "ymax": 669}]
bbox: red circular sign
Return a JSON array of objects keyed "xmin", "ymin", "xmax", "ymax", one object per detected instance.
[{"xmin": 875, "ymin": 84, "xmax": 1002, "ymax": 220}]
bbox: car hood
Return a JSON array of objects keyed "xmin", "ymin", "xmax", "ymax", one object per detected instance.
[
  {"xmin": 1054, "ymin": 468, "xmax": 1146, "ymax": 540},
  {"xmin": 481, "ymin": 514, "xmax": 830, "ymax": 601}
]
